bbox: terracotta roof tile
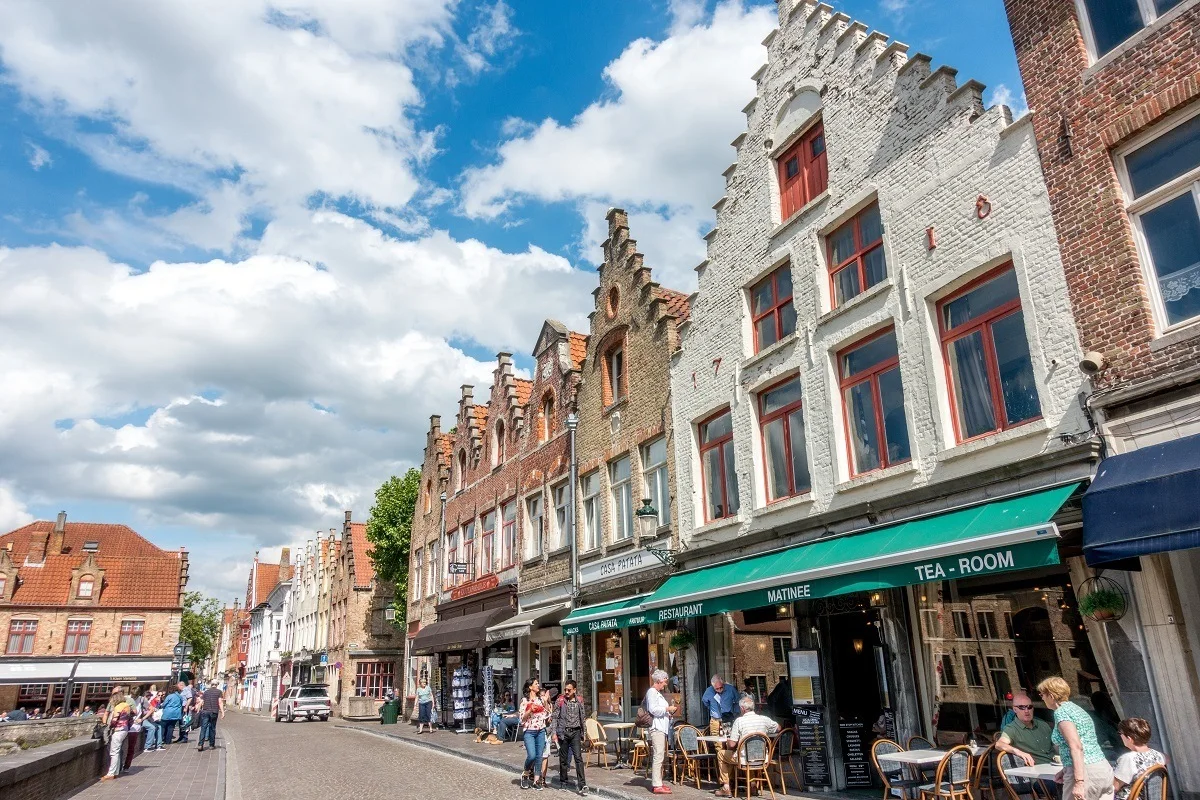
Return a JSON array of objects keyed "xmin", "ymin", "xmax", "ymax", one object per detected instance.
[
  {"xmin": 436, "ymin": 434, "xmax": 452, "ymax": 465},
  {"xmin": 569, "ymin": 332, "xmax": 589, "ymax": 369},
  {"xmin": 246, "ymin": 561, "xmax": 281, "ymax": 608},
  {"xmin": 655, "ymin": 287, "xmax": 691, "ymax": 323},
  {"xmin": 347, "ymin": 522, "xmax": 375, "ymax": 588},
  {"xmin": 0, "ymin": 521, "xmax": 184, "ymax": 609},
  {"xmin": 513, "ymin": 378, "xmax": 533, "ymax": 406},
  {"xmin": 471, "ymin": 404, "xmax": 489, "ymax": 430}
]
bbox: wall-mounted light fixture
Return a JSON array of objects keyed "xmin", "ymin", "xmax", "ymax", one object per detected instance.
[{"xmin": 852, "ymin": 639, "xmax": 864, "ymax": 654}]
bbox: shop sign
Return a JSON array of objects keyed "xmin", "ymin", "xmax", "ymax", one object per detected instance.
[
  {"xmin": 450, "ymin": 573, "xmax": 500, "ymax": 601},
  {"xmin": 579, "ymin": 540, "xmax": 667, "ymax": 587}
]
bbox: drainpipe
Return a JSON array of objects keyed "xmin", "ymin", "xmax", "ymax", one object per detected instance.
[
  {"xmin": 439, "ymin": 490, "xmax": 448, "ymax": 728},
  {"xmin": 567, "ymin": 411, "xmax": 580, "ymax": 690}
]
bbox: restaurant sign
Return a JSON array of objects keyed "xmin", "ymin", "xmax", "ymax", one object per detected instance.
[{"xmin": 578, "ymin": 538, "xmax": 668, "ymax": 587}]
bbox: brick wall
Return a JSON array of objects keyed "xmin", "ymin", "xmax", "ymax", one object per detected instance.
[
  {"xmin": 0, "ymin": 608, "xmax": 181, "ymax": 661},
  {"xmin": 0, "ymin": 737, "xmax": 105, "ymax": 800}
]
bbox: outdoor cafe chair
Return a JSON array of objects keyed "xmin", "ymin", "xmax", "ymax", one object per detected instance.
[
  {"xmin": 1127, "ymin": 764, "xmax": 1170, "ymax": 800},
  {"xmin": 772, "ymin": 727, "xmax": 801, "ymax": 794},
  {"xmin": 970, "ymin": 744, "xmax": 1002, "ymax": 800},
  {"xmin": 919, "ymin": 744, "xmax": 972, "ymax": 800},
  {"xmin": 584, "ymin": 717, "xmax": 614, "ymax": 769},
  {"xmin": 870, "ymin": 738, "xmax": 924, "ymax": 800},
  {"xmin": 733, "ymin": 732, "xmax": 776, "ymax": 800},
  {"xmin": 673, "ymin": 724, "xmax": 716, "ymax": 788},
  {"xmin": 995, "ymin": 752, "xmax": 1052, "ymax": 800}
]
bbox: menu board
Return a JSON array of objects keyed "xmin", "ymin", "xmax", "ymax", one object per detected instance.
[
  {"xmin": 794, "ymin": 706, "xmax": 831, "ymax": 788},
  {"xmin": 839, "ymin": 719, "xmax": 872, "ymax": 788},
  {"xmin": 788, "ymin": 650, "xmax": 822, "ymax": 707}
]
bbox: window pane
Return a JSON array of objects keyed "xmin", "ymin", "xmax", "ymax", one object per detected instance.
[
  {"xmin": 762, "ymin": 377, "xmax": 802, "ymax": 416},
  {"xmin": 1126, "ymin": 113, "xmax": 1200, "ymax": 198},
  {"xmin": 947, "ymin": 330, "xmax": 998, "ymax": 439},
  {"xmin": 722, "ymin": 443, "xmax": 740, "ymax": 516},
  {"xmin": 611, "ymin": 455, "xmax": 631, "ymax": 482},
  {"xmin": 785, "ymin": 157, "xmax": 800, "ymax": 179},
  {"xmin": 703, "ymin": 446, "xmax": 724, "ymax": 520},
  {"xmin": 942, "ymin": 269, "xmax": 1021, "ymax": 330},
  {"xmin": 1082, "ymin": 0, "xmax": 1144, "ymax": 56},
  {"xmin": 863, "ymin": 246, "xmax": 887, "ymax": 290},
  {"xmin": 859, "ymin": 205, "xmax": 883, "ymax": 245},
  {"xmin": 846, "ymin": 381, "xmax": 882, "ymax": 473},
  {"xmin": 829, "ymin": 223, "xmax": 856, "ymax": 265},
  {"xmin": 1141, "ymin": 191, "xmax": 1200, "ymax": 326},
  {"xmin": 992, "ymin": 311, "xmax": 1042, "ymax": 425},
  {"xmin": 764, "ymin": 418, "xmax": 790, "ymax": 500},
  {"xmin": 700, "ymin": 411, "xmax": 732, "ymax": 443},
  {"xmin": 1155, "ymin": 0, "xmax": 1184, "ymax": 10},
  {"xmin": 780, "ymin": 302, "xmax": 797, "ymax": 339},
  {"xmin": 751, "ymin": 279, "xmax": 775, "ymax": 316},
  {"xmin": 832, "ymin": 264, "xmax": 861, "ymax": 306},
  {"xmin": 810, "ymin": 131, "xmax": 825, "ymax": 157},
  {"xmin": 879, "ymin": 367, "xmax": 912, "ymax": 464},
  {"xmin": 643, "ymin": 437, "xmax": 667, "ymax": 467},
  {"xmin": 788, "ymin": 407, "xmax": 811, "ymax": 494},
  {"xmin": 842, "ymin": 331, "xmax": 898, "ymax": 377},
  {"xmin": 776, "ymin": 267, "xmax": 793, "ymax": 301},
  {"xmin": 756, "ymin": 315, "xmax": 779, "ymax": 350}
]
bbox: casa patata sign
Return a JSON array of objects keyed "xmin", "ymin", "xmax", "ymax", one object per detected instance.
[{"xmin": 578, "ymin": 538, "xmax": 669, "ymax": 587}]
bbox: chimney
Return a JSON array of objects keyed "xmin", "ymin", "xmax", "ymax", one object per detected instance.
[
  {"xmin": 28, "ymin": 530, "xmax": 49, "ymax": 564},
  {"xmin": 279, "ymin": 547, "xmax": 291, "ymax": 580},
  {"xmin": 51, "ymin": 511, "xmax": 67, "ymax": 555}
]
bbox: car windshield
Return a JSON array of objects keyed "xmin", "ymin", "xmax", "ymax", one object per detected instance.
[{"xmin": 299, "ymin": 688, "xmax": 327, "ymax": 697}]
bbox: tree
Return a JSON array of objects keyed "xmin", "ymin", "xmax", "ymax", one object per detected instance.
[
  {"xmin": 180, "ymin": 591, "xmax": 223, "ymax": 666},
  {"xmin": 365, "ymin": 468, "xmax": 421, "ymax": 628}
]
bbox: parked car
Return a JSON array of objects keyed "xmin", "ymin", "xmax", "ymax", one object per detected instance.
[{"xmin": 275, "ymin": 684, "xmax": 332, "ymax": 722}]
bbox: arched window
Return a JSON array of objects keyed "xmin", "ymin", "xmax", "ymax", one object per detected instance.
[
  {"xmin": 424, "ymin": 481, "xmax": 433, "ymax": 514},
  {"xmin": 77, "ymin": 575, "xmax": 95, "ymax": 599},
  {"xmin": 539, "ymin": 392, "xmax": 555, "ymax": 443},
  {"xmin": 492, "ymin": 420, "xmax": 506, "ymax": 467},
  {"xmin": 456, "ymin": 449, "xmax": 467, "ymax": 492}
]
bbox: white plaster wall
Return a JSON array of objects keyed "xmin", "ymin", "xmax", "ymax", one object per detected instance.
[{"xmin": 670, "ymin": 0, "xmax": 1088, "ymax": 549}]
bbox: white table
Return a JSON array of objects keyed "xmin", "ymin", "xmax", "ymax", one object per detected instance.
[
  {"xmin": 1006, "ymin": 764, "xmax": 1063, "ymax": 781},
  {"xmin": 603, "ymin": 723, "xmax": 637, "ymax": 768},
  {"xmin": 877, "ymin": 749, "xmax": 950, "ymax": 767}
]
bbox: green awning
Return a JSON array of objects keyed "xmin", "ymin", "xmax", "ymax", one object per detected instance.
[
  {"xmin": 642, "ymin": 483, "xmax": 1080, "ymax": 623},
  {"xmin": 560, "ymin": 595, "xmax": 650, "ymax": 637}
]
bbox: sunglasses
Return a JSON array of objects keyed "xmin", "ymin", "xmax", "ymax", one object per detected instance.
[{"xmin": 1014, "ymin": 704, "xmax": 1034, "ymax": 710}]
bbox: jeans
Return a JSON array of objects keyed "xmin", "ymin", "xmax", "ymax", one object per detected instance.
[
  {"xmin": 558, "ymin": 729, "xmax": 586, "ymax": 786},
  {"xmin": 496, "ymin": 715, "xmax": 516, "ymax": 740},
  {"xmin": 106, "ymin": 729, "xmax": 128, "ymax": 777},
  {"xmin": 199, "ymin": 712, "xmax": 218, "ymax": 748},
  {"xmin": 142, "ymin": 720, "xmax": 160, "ymax": 751},
  {"xmin": 523, "ymin": 729, "xmax": 547, "ymax": 774},
  {"xmin": 160, "ymin": 719, "xmax": 178, "ymax": 746},
  {"xmin": 177, "ymin": 717, "xmax": 189, "ymax": 742}
]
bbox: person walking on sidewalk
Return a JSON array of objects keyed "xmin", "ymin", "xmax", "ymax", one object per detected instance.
[
  {"xmin": 551, "ymin": 680, "xmax": 588, "ymax": 795},
  {"xmin": 198, "ymin": 683, "xmax": 225, "ymax": 752},
  {"xmin": 176, "ymin": 680, "xmax": 193, "ymax": 743},
  {"xmin": 415, "ymin": 677, "xmax": 435, "ymax": 734},
  {"xmin": 519, "ymin": 678, "xmax": 550, "ymax": 790},
  {"xmin": 644, "ymin": 669, "xmax": 677, "ymax": 795},
  {"xmin": 159, "ymin": 687, "xmax": 184, "ymax": 747},
  {"xmin": 100, "ymin": 690, "xmax": 135, "ymax": 781},
  {"xmin": 140, "ymin": 686, "xmax": 162, "ymax": 754}
]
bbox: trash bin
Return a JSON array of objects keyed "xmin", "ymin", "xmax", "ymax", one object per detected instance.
[{"xmin": 380, "ymin": 698, "xmax": 399, "ymax": 725}]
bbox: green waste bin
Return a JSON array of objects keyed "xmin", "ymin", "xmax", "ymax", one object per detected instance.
[{"xmin": 380, "ymin": 699, "xmax": 399, "ymax": 725}]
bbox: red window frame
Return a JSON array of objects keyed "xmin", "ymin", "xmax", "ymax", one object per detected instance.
[
  {"xmin": 698, "ymin": 408, "xmax": 738, "ymax": 523},
  {"xmin": 462, "ymin": 522, "xmax": 475, "ymax": 582},
  {"xmin": 117, "ymin": 620, "xmax": 144, "ymax": 654},
  {"xmin": 937, "ymin": 264, "xmax": 1041, "ymax": 443},
  {"xmin": 750, "ymin": 265, "xmax": 795, "ymax": 353},
  {"xmin": 827, "ymin": 203, "xmax": 886, "ymax": 308},
  {"xmin": 6, "ymin": 619, "xmax": 37, "ymax": 654},
  {"xmin": 64, "ymin": 619, "xmax": 91, "ymax": 655},
  {"xmin": 501, "ymin": 499, "xmax": 518, "ymax": 568},
  {"xmin": 481, "ymin": 509, "xmax": 496, "ymax": 575},
  {"xmin": 837, "ymin": 328, "xmax": 910, "ymax": 477},
  {"xmin": 355, "ymin": 661, "xmax": 395, "ymax": 698},
  {"xmin": 778, "ymin": 120, "xmax": 828, "ymax": 219},
  {"xmin": 757, "ymin": 376, "xmax": 810, "ymax": 502}
]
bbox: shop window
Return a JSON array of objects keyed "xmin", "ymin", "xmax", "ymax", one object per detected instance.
[
  {"xmin": 939, "ymin": 266, "xmax": 1041, "ymax": 441},
  {"xmin": 610, "ymin": 455, "xmax": 633, "ymax": 541},
  {"xmin": 778, "ymin": 120, "xmax": 828, "ymax": 218},
  {"xmin": 952, "ymin": 610, "xmax": 972, "ymax": 639},
  {"xmin": 758, "ymin": 376, "xmax": 811, "ymax": 502},
  {"xmin": 117, "ymin": 620, "xmax": 144, "ymax": 654},
  {"xmin": 838, "ymin": 329, "xmax": 911, "ymax": 476},
  {"xmin": 962, "ymin": 655, "xmax": 984, "ymax": 687},
  {"xmin": 1117, "ymin": 109, "xmax": 1200, "ymax": 329},
  {"xmin": 77, "ymin": 576, "xmax": 95, "ymax": 599},
  {"xmin": 746, "ymin": 674, "xmax": 769, "ymax": 706},
  {"xmin": 502, "ymin": 501, "xmax": 518, "ymax": 567},
  {"xmin": 1077, "ymin": 0, "xmax": 1186, "ymax": 58},
  {"xmin": 19, "ymin": 684, "xmax": 49, "ymax": 701},
  {"xmin": 539, "ymin": 392, "xmax": 555, "ymax": 443},
  {"xmin": 938, "ymin": 654, "xmax": 958, "ymax": 686},
  {"xmin": 580, "ymin": 471, "xmax": 601, "ymax": 550},
  {"xmin": 552, "ymin": 483, "xmax": 569, "ymax": 550},
  {"xmin": 481, "ymin": 510, "xmax": 496, "ymax": 575},
  {"xmin": 526, "ymin": 494, "xmax": 544, "ymax": 559},
  {"xmin": 64, "ymin": 619, "xmax": 92, "ymax": 655},
  {"xmin": 771, "ymin": 636, "xmax": 789, "ymax": 665},
  {"xmin": 976, "ymin": 611, "xmax": 999, "ymax": 640},
  {"xmin": 922, "ymin": 609, "xmax": 943, "ymax": 639},
  {"xmin": 412, "ymin": 549, "xmax": 423, "ymax": 599},
  {"xmin": 827, "ymin": 203, "xmax": 886, "ymax": 307},
  {"xmin": 640, "ymin": 438, "xmax": 670, "ymax": 528},
  {"xmin": 6, "ymin": 619, "xmax": 37, "ymax": 654},
  {"xmin": 699, "ymin": 408, "xmax": 740, "ymax": 522},
  {"xmin": 750, "ymin": 265, "xmax": 796, "ymax": 352},
  {"xmin": 461, "ymin": 522, "xmax": 475, "ymax": 581},
  {"xmin": 355, "ymin": 661, "xmax": 395, "ymax": 698},
  {"xmin": 597, "ymin": 632, "xmax": 625, "ymax": 719},
  {"xmin": 604, "ymin": 345, "xmax": 626, "ymax": 406}
]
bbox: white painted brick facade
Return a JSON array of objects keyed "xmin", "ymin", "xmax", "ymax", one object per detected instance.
[{"xmin": 670, "ymin": 0, "xmax": 1089, "ymax": 552}]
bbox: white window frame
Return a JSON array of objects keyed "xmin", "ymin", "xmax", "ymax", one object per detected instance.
[
  {"xmin": 609, "ymin": 455, "xmax": 633, "ymax": 542},
  {"xmin": 552, "ymin": 482, "xmax": 569, "ymax": 551},
  {"xmin": 1075, "ymin": 0, "xmax": 1185, "ymax": 63},
  {"xmin": 526, "ymin": 492, "xmax": 545, "ymax": 559},
  {"xmin": 1114, "ymin": 103, "xmax": 1200, "ymax": 334},
  {"xmin": 607, "ymin": 346, "xmax": 625, "ymax": 403},
  {"xmin": 581, "ymin": 470, "xmax": 601, "ymax": 551},
  {"xmin": 427, "ymin": 540, "xmax": 438, "ymax": 595},
  {"xmin": 446, "ymin": 529, "xmax": 460, "ymax": 588},
  {"xmin": 461, "ymin": 521, "xmax": 476, "ymax": 581},
  {"xmin": 77, "ymin": 575, "xmax": 95, "ymax": 598},
  {"xmin": 413, "ymin": 548, "xmax": 423, "ymax": 599},
  {"xmin": 640, "ymin": 437, "xmax": 670, "ymax": 529}
]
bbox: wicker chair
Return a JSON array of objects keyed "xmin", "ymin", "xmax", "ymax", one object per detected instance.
[
  {"xmin": 1127, "ymin": 764, "xmax": 1170, "ymax": 800},
  {"xmin": 734, "ymin": 732, "xmax": 776, "ymax": 800},
  {"xmin": 970, "ymin": 744, "xmax": 1001, "ymax": 800},
  {"xmin": 629, "ymin": 728, "xmax": 651, "ymax": 776},
  {"xmin": 871, "ymin": 738, "xmax": 924, "ymax": 800},
  {"xmin": 919, "ymin": 745, "xmax": 973, "ymax": 800},
  {"xmin": 584, "ymin": 718, "xmax": 614, "ymax": 769},
  {"xmin": 773, "ymin": 727, "xmax": 801, "ymax": 793},
  {"xmin": 995, "ymin": 752, "xmax": 1049, "ymax": 800},
  {"xmin": 908, "ymin": 735, "xmax": 936, "ymax": 750},
  {"xmin": 674, "ymin": 724, "xmax": 716, "ymax": 788}
]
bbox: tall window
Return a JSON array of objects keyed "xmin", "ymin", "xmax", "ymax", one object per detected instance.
[
  {"xmin": 6, "ymin": 619, "xmax": 37, "ymax": 654},
  {"xmin": 640, "ymin": 437, "xmax": 670, "ymax": 528},
  {"xmin": 1119, "ymin": 110, "xmax": 1200, "ymax": 328},
  {"xmin": 772, "ymin": 636, "xmax": 790, "ymax": 664},
  {"xmin": 758, "ymin": 376, "xmax": 811, "ymax": 501},
  {"xmin": 939, "ymin": 267, "xmax": 1041, "ymax": 441},
  {"xmin": 423, "ymin": 481, "xmax": 432, "ymax": 514},
  {"xmin": 526, "ymin": 494, "xmax": 545, "ymax": 558},
  {"xmin": 540, "ymin": 393, "xmax": 555, "ymax": 443},
  {"xmin": 427, "ymin": 539, "xmax": 438, "ymax": 595},
  {"xmin": 456, "ymin": 450, "xmax": 467, "ymax": 493},
  {"xmin": 838, "ymin": 329, "xmax": 911, "ymax": 476},
  {"xmin": 462, "ymin": 521, "xmax": 475, "ymax": 581},
  {"xmin": 64, "ymin": 619, "xmax": 92, "ymax": 654},
  {"xmin": 581, "ymin": 471, "xmax": 601, "ymax": 550},
  {"xmin": 962, "ymin": 655, "xmax": 985, "ymax": 687},
  {"xmin": 976, "ymin": 611, "xmax": 999, "ymax": 640},
  {"xmin": 412, "ymin": 549, "xmax": 423, "ymax": 599},
  {"xmin": 355, "ymin": 661, "xmax": 395, "ymax": 698},
  {"xmin": 778, "ymin": 120, "xmax": 828, "ymax": 218},
  {"xmin": 987, "ymin": 655, "xmax": 1011, "ymax": 700},
  {"xmin": 481, "ymin": 510, "xmax": 496, "ymax": 574},
  {"xmin": 939, "ymin": 654, "xmax": 958, "ymax": 686},
  {"xmin": 953, "ymin": 610, "xmax": 973, "ymax": 639},
  {"xmin": 610, "ymin": 455, "xmax": 633, "ymax": 541},
  {"xmin": 605, "ymin": 346, "xmax": 626, "ymax": 405},
  {"xmin": 0, "ymin": 574, "xmax": 5, "ymax": 597},
  {"xmin": 117, "ymin": 620, "xmax": 144, "ymax": 654},
  {"xmin": 828, "ymin": 203, "xmax": 886, "ymax": 308},
  {"xmin": 750, "ymin": 265, "xmax": 796, "ymax": 352},
  {"xmin": 1078, "ymin": 0, "xmax": 1186, "ymax": 58},
  {"xmin": 446, "ymin": 530, "xmax": 460, "ymax": 588},
  {"xmin": 502, "ymin": 501, "xmax": 518, "ymax": 567},
  {"xmin": 552, "ymin": 483, "xmax": 569, "ymax": 550},
  {"xmin": 699, "ymin": 409, "xmax": 740, "ymax": 522},
  {"xmin": 493, "ymin": 421, "xmax": 506, "ymax": 467}
]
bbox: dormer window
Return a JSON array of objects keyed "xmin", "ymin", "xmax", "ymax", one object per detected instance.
[
  {"xmin": 539, "ymin": 392, "xmax": 555, "ymax": 443},
  {"xmin": 604, "ymin": 345, "xmax": 626, "ymax": 406},
  {"xmin": 493, "ymin": 420, "xmax": 506, "ymax": 467},
  {"xmin": 0, "ymin": 574, "xmax": 6, "ymax": 597},
  {"xmin": 78, "ymin": 576, "xmax": 95, "ymax": 599}
]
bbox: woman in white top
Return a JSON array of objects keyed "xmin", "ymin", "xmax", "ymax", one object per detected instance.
[{"xmin": 644, "ymin": 668, "xmax": 678, "ymax": 795}]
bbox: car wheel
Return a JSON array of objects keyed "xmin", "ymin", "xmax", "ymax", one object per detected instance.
[
  {"xmin": 287, "ymin": 708, "xmax": 294, "ymax": 723},
  {"xmin": 320, "ymin": 716, "xmax": 329, "ymax": 722}
]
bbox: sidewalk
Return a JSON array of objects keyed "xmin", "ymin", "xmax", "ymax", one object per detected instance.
[{"xmin": 68, "ymin": 731, "xmax": 225, "ymax": 800}]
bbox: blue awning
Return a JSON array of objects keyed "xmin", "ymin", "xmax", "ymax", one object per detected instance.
[{"xmin": 1083, "ymin": 432, "xmax": 1200, "ymax": 565}]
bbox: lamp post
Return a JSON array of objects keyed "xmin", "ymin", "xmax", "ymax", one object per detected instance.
[
  {"xmin": 566, "ymin": 411, "xmax": 579, "ymax": 684},
  {"xmin": 637, "ymin": 499, "xmax": 675, "ymax": 568}
]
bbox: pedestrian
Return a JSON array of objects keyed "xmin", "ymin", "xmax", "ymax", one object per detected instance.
[
  {"xmin": 644, "ymin": 668, "xmax": 677, "ymax": 795},
  {"xmin": 159, "ymin": 687, "xmax": 184, "ymax": 747},
  {"xmin": 141, "ymin": 686, "xmax": 162, "ymax": 754},
  {"xmin": 551, "ymin": 679, "xmax": 588, "ymax": 795},
  {"xmin": 1112, "ymin": 718, "xmax": 1166, "ymax": 800},
  {"xmin": 1038, "ymin": 677, "xmax": 1114, "ymax": 800},
  {"xmin": 415, "ymin": 676, "xmax": 435, "ymax": 734},
  {"xmin": 539, "ymin": 687, "xmax": 554, "ymax": 787},
  {"xmin": 176, "ymin": 680, "xmax": 193, "ymax": 743},
  {"xmin": 198, "ymin": 682, "xmax": 225, "ymax": 752},
  {"xmin": 702, "ymin": 675, "xmax": 737, "ymax": 736},
  {"xmin": 519, "ymin": 678, "xmax": 550, "ymax": 790},
  {"xmin": 7, "ymin": 707, "xmax": 28, "ymax": 721},
  {"xmin": 99, "ymin": 688, "xmax": 134, "ymax": 781}
]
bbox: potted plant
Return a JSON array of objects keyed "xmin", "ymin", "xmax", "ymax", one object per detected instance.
[
  {"xmin": 669, "ymin": 629, "xmax": 696, "ymax": 651},
  {"xmin": 1080, "ymin": 586, "xmax": 1127, "ymax": 621}
]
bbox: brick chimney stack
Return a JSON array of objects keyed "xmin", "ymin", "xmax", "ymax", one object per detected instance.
[
  {"xmin": 279, "ymin": 547, "xmax": 292, "ymax": 580},
  {"xmin": 51, "ymin": 510, "xmax": 67, "ymax": 555},
  {"xmin": 28, "ymin": 530, "xmax": 49, "ymax": 564}
]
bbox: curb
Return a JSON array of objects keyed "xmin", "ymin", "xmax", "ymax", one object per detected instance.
[
  {"xmin": 337, "ymin": 725, "xmax": 646, "ymax": 800},
  {"xmin": 215, "ymin": 734, "xmax": 227, "ymax": 800}
]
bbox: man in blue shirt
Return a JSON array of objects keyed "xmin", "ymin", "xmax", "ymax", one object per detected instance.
[{"xmin": 701, "ymin": 675, "xmax": 738, "ymax": 736}]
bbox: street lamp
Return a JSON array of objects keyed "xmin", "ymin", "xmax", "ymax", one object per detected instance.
[{"xmin": 635, "ymin": 498, "xmax": 658, "ymax": 539}]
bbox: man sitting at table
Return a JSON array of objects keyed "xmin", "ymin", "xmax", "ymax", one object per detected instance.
[
  {"xmin": 702, "ymin": 675, "xmax": 738, "ymax": 736},
  {"xmin": 996, "ymin": 692, "xmax": 1059, "ymax": 798},
  {"xmin": 713, "ymin": 695, "xmax": 780, "ymax": 798}
]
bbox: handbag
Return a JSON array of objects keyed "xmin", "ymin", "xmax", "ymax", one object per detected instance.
[
  {"xmin": 634, "ymin": 700, "xmax": 653, "ymax": 729},
  {"xmin": 182, "ymin": 713, "xmax": 192, "ymax": 727},
  {"xmin": 130, "ymin": 722, "xmax": 143, "ymax": 733}
]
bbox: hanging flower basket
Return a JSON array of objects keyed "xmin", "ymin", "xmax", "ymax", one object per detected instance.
[
  {"xmin": 669, "ymin": 629, "xmax": 696, "ymax": 651},
  {"xmin": 1078, "ymin": 575, "xmax": 1128, "ymax": 622}
]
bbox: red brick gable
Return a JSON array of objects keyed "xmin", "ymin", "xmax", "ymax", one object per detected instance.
[{"xmin": 347, "ymin": 522, "xmax": 374, "ymax": 588}]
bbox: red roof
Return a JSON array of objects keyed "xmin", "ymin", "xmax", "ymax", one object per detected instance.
[
  {"xmin": 347, "ymin": 522, "xmax": 374, "ymax": 588},
  {"xmin": 569, "ymin": 332, "xmax": 589, "ymax": 369},
  {"xmin": 471, "ymin": 404, "xmax": 489, "ymax": 430},
  {"xmin": 436, "ymin": 434, "xmax": 453, "ymax": 466},
  {"xmin": 513, "ymin": 378, "xmax": 533, "ymax": 406},
  {"xmin": 246, "ymin": 561, "xmax": 281, "ymax": 608},
  {"xmin": 0, "ymin": 521, "xmax": 184, "ymax": 609},
  {"xmin": 655, "ymin": 287, "xmax": 691, "ymax": 323}
]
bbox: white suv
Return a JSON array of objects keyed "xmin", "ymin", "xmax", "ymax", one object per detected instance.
[{"xmin": 275, "ymin": 684, "xmax": 332, "ymax": 722}]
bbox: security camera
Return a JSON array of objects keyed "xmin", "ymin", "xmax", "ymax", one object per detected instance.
[{"xmin": 1079, "ymin": 351, "xmax": 1106, "ymax": 375}]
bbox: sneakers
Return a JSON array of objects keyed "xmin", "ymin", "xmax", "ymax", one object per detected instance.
[
  {"xmin": 156, "ymin": 746, "xmax": 167, "ymax": 751},
  {"xmin": 577, "ymin": 786, "xmax": 590, "ymax": 796},
  {"xmin": 535, "ymin": 779, "xmax": 545, "ymax": 791},
  {"xmin": 521, "ymin": 775, "xmax": 531, "ymax": 790}
]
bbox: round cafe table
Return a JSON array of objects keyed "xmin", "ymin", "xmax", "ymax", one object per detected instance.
[{"xmin": 603, "ymin": 722, "xmax": 637, "ymax": 768}]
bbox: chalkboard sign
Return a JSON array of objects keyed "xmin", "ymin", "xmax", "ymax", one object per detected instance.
[
  {"xmin": 794, "ymin": 706, "xmax": 831, "ymax": 787},
  {"xmin": 839, "ymin": 719, "xmax": 873, "ymax": 788}
]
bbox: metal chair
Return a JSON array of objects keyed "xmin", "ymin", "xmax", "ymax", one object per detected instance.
[
  {"xmin": 773, "ymin": 727, "xmax": 801, "ymax": 794},
  {"xmin": 674, "ymin": 724, "xmax": 716, "ymax": 788},
  {"xmin": 734, "ymin": 732, "xmax": 776, "ymax": 800},
  {"xmin": 1127, "ymin": 764, "xmax": 1170, "ymax": 800},
  {"xmin": 584, "ymin": 718, "xmax": 614, "ymax": 769},
  {"xmin": 908, "ymin": 735, "xmax": 936, "ymax": 750},
  {"xmin": 871, "ymin": 738, "xmax": 924, "ymax": 800},
  {"xmin": 919, "ymin": 744, "xmax": 972, "ymax": 800}
]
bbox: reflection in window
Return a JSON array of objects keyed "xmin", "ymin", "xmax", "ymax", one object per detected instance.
[
  {"xmin": 699, "ymin": 409, "xmax": 740, "ymax": 521},
  {"xmin": 828, "ymin": 203, "xmax": 887, "ymax": 307},
  {"xmin": 750, "ymin": 265, "xmax": 796, "ymax": 352},
  {"xmin": 1080, "ymin": 0, "xmax": 1185, "ymax": 58},
  {"xmin": 610, "ymin": 456, "xmax": 633, "ymax": 541},
  {"xmin": 838, "ymin": 329, "xmax": 911, "ymax": 476},
  {"xmin": 641, "ymin": 438, "xmax": 670, "ymax": 528},
  {"xmin": 758, "ymin": 376, "xmax": 811, "ymax": 501}
]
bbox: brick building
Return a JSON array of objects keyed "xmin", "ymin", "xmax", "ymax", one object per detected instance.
[
  {"xmin": 0, "ymin": 513, "xmax": 188, "ymax": 714},
  {"xmin": 1004, "ymin": 1, "xmax": 1200, "ymax": 793},
  {"xmin": 237, "ymin": 550, "xmax": 281, "ymax": 707}
]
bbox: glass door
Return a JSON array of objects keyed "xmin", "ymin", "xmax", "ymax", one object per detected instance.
[{"xmin": 596, "ymin": 631, "xmax": 625, "ymax": 719}]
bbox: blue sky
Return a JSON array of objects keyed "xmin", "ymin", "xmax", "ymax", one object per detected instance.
[{"xmin": 0, "ymin": 0, "xmax": 1025, "ymax": 602}]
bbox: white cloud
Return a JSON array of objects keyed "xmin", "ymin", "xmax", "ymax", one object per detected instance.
[
  {"xmin": 0, "ymin": 483, "xmax": 33, "ymax": 531},
  {"xmin": 986, "ymin": 83, "xmax": 1028, "ymax": 118},
  {"xmin": 25, "ymin": 141, "xmax": 52, "ymax": 170},
  {"xmin": 462, "ymin": 0, "xmax": 517, "ymax": 72}
]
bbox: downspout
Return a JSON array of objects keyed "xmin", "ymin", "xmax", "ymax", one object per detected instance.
[
  {"xmin": 439, "ymin": 490, "xmax": 448, "ymax": 728},
  {"xmin": 567, "ymin": 410, "xmax": 581, "ymax": 698}
]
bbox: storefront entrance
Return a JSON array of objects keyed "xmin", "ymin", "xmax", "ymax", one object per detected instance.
[{"xmin": 823, "ymin": 602, "xmax": 892, "ymax": 741}]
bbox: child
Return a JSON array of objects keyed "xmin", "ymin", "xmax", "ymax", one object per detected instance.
[{"xmin": 1113, "ymin": 718, "xmax": 1166, "ymax": 800}]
